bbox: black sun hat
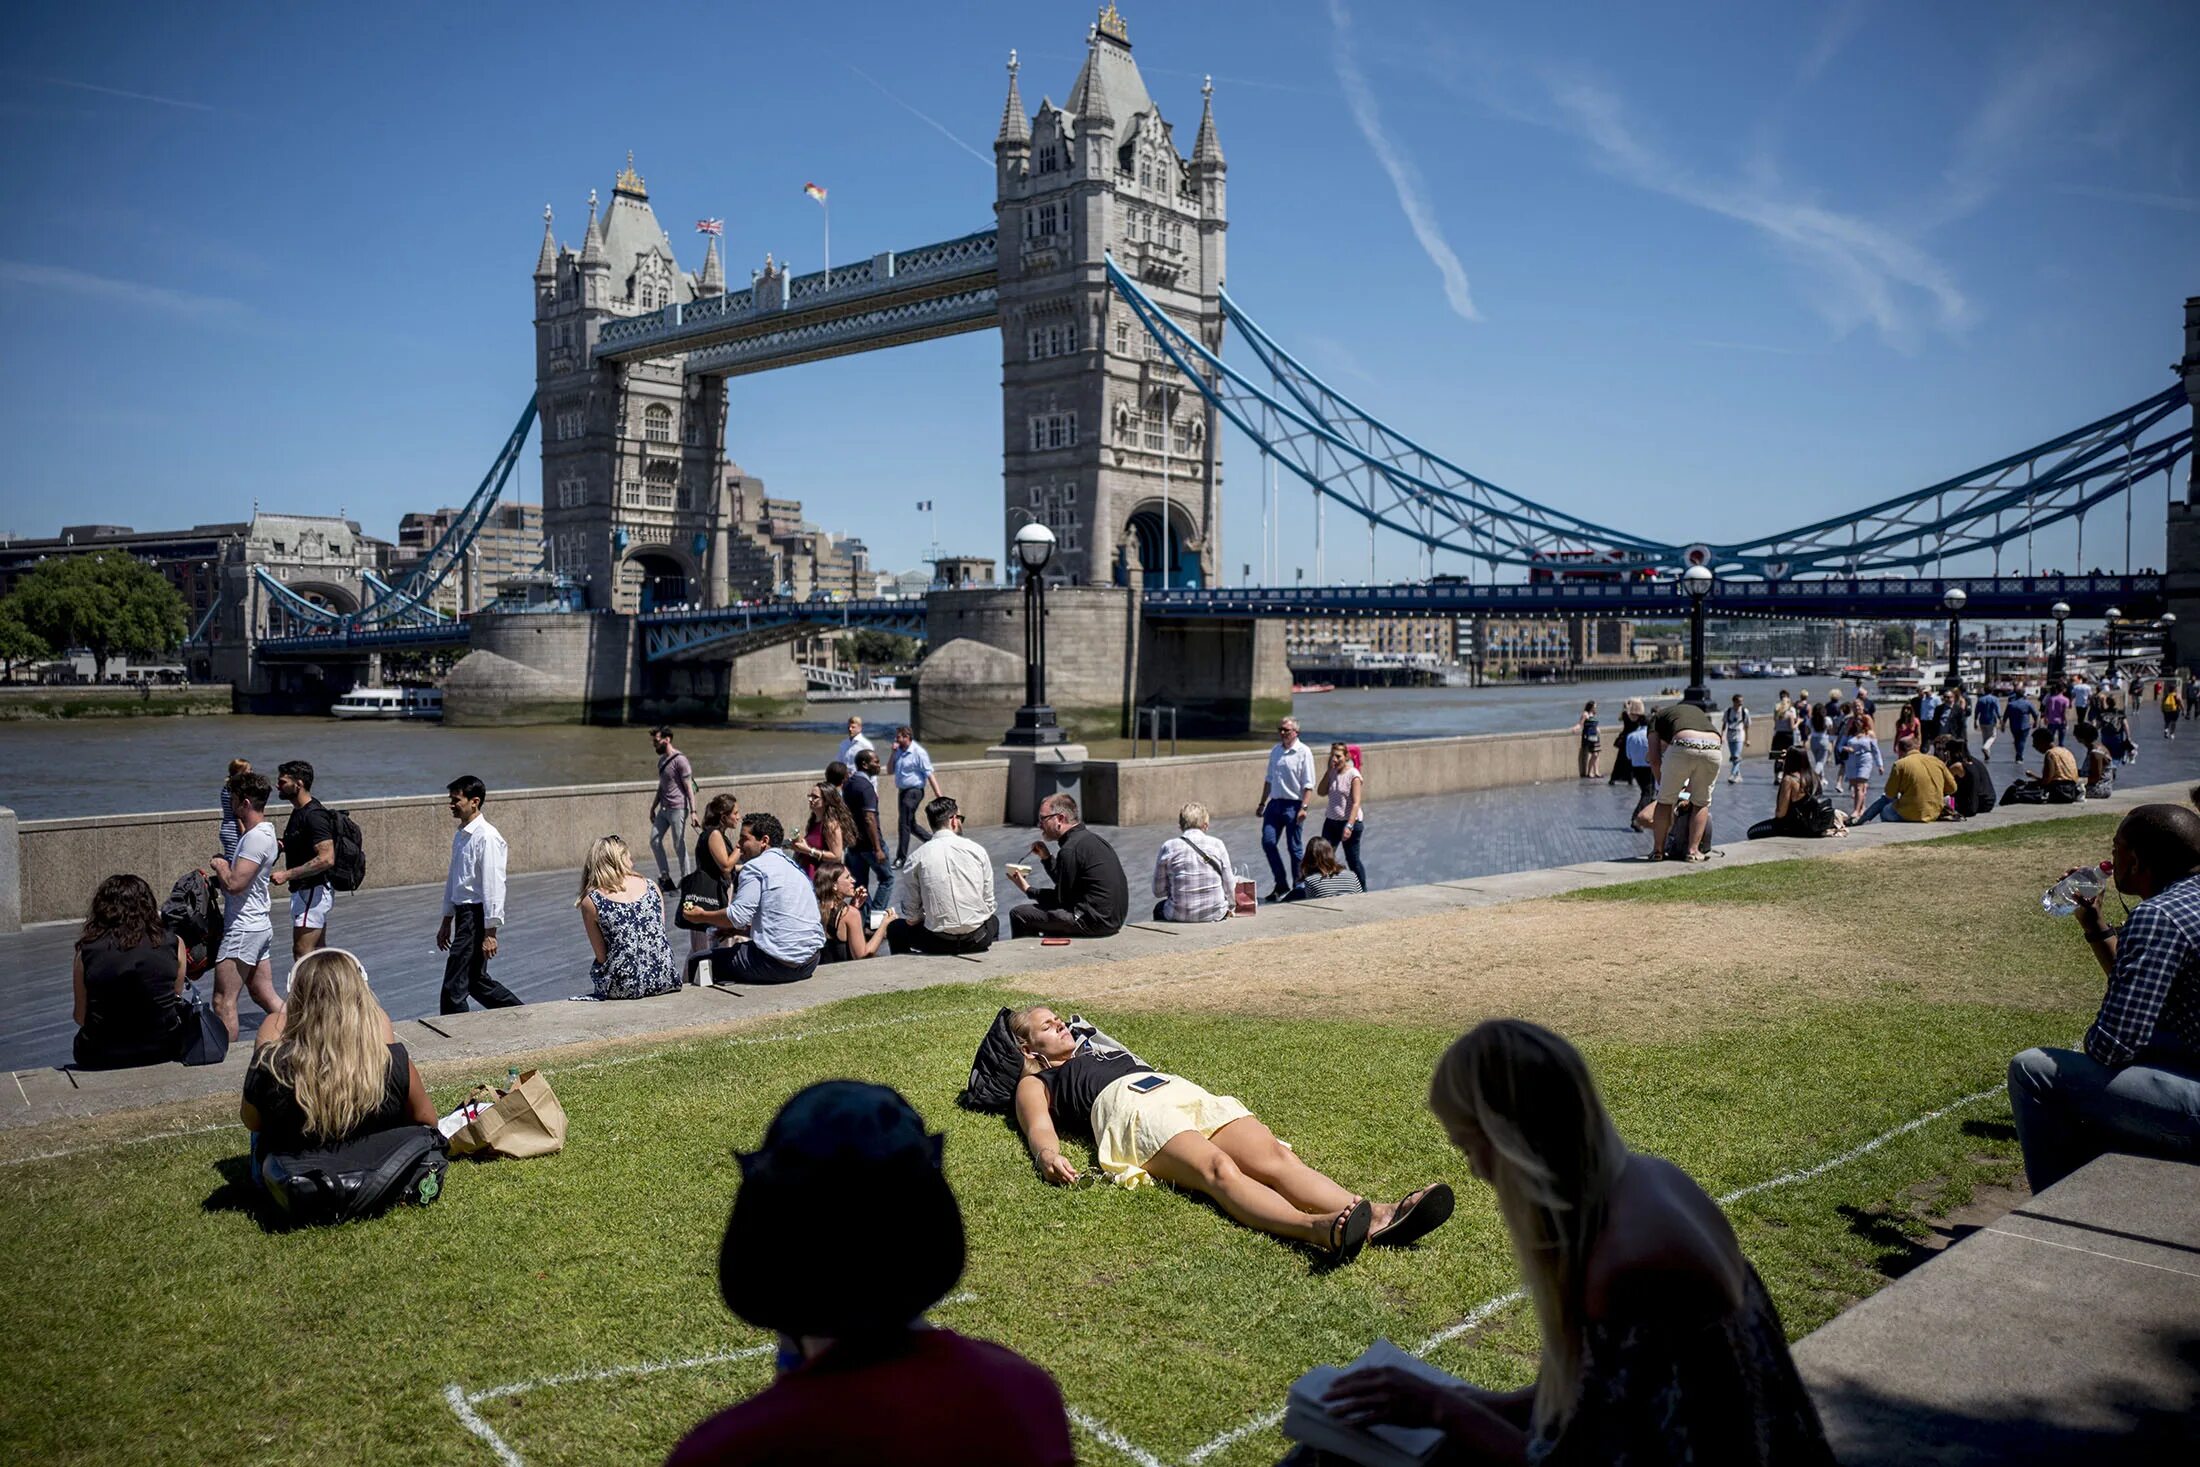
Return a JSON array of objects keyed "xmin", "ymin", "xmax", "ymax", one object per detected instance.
[{"xmin": 720, "ymin": 1081, "xmax": 965, "ymax": 1339}]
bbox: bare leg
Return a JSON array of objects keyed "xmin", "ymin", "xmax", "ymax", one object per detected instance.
[
  {"xmin": 1649, "ymin": 801, "xmax": 1675, "ymax": 855},
  {"xmin": 212, "ymin": 959, "xmax": 244, "ymax": 1041},
  {"xmin": 1143, "ymin": 1129, "xmax": 1338, "ymax": 1246},
  {"xmin": 1209, "ymin": 1118, "xmax": 1395, "ymax": 1233},
  {"xmin": 1687, "ymin": 803, "xmax": 1711, "ymax": 855},
  {"xmin": 244, "ymin": 959, "xmax": 285, "ymax": 1022},
  {"xmin": 1848, "ymin": 779, "xmax": 1867, "ymax": 820},
  {"xmin": 292, "ymin": 926, "xmax": 326, "ymax": 961}
]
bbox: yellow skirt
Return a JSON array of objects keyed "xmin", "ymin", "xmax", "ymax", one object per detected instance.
[{"xmin": 1091, "ymin": 1073, "xmax": 1255, "ymax": 1188}]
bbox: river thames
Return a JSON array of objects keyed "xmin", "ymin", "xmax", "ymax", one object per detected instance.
[{"xmin": 2, "ymin": 675, "xmax": 1788, "ymax": 819}]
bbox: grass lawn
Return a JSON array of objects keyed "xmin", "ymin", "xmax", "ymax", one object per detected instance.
[{"xmin": 1, "ymin": 815, "xmax": 2118, "ymax": 1465}]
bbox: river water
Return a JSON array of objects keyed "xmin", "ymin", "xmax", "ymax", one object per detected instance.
[{"xmin": 0, "ymin": 676, "xmax": 1788, "ymax": 820}]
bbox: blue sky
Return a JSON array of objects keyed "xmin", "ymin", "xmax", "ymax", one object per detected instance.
[{"xmin": 1, "ymin": 0, "xmax": 2194, "ymax": 585}]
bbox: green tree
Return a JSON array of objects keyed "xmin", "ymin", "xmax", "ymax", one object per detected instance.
[
  {"xmin": 0, "ymin": 594, "xmax": 51, "ymax": 679},
  {"xmin": 833, "ymin": 630, "xmax": 919, "ymax": 667},
  {"xmin": 1879, "ymin": 622, "xmax": 1915, "ymax": 658},
  {"xmin": 10, "ymin": 552, "xmax": 188, "ymax": 678}
]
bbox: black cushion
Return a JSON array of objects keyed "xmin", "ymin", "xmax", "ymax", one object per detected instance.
[{"xmin": 958, "ymin": 1007, "xmax": 1026, "ymax": 1113}]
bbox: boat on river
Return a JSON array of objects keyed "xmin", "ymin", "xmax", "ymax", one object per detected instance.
[{"xmin": 331, "ymin": 687, "xmax": 443, "ymax": 721}]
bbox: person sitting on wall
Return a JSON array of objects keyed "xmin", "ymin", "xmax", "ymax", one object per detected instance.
[
  {"xmin": 2009, "ymin": 804, "xmax": 2200, "ymax": 1191},
  {"xmin": 2008, "ymin": 726, "xmax": 2085, "ymax": 804},
  {"xmin": 684, "ymin": 814, "xmax": 828, "ymax": 984},
  {"xmin": 1285, "ymin": 837, "xmax": 1365, "ymax": 899},
  {"xmin": 666, "ymin": 1081, "xmax": 1076, "ymax": 1466},
  {"xmin": 1151, "ymin": 802, "xmax": 1235, "ymax": 922},
  {"xmin": 72, "ymin": 873, "xmax": 189, "ymax": 1070},
  {"xmin": 1855, "ymin": 735, "xmax": 1956, "ymax": 824},
  {"xmin": 886, "ymin": 797, "xmax": 1001, "ymax": 955},
  {"xmin": 816, "ymin": 862, "xmax": 891, "ymax": 964},
  {"xmin": 985, "ymin": 1006, "xmax": 1453, "ymax": 1265},
  {"xmin": 1745, "ymin": 748, "xmax": 1845, "ymax": 839},
  {"xmin": 1005, "ymin": 794, "xmax": 1128, "ymax": 940}
]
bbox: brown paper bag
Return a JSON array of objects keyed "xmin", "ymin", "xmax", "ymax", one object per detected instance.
[{"xmin": 448, "ymin": 1069, "xmax": 568, "ymax": 1159}]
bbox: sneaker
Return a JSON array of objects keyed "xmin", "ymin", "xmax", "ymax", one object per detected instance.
[
  {"xmin": 657, "ymin": 876, "xmax": 675, "ymax": 891},
  {"xmin": 1265, "ymin": 886, "xmax": 1289, "ymax": 903}
]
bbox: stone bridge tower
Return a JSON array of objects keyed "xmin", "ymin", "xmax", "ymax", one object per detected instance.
[
  {"xmin": 993, "ymin": 3, "xmax": 1227, "ymax": 588},
  {"xmin": 533, "ymin": 156, "xmax": 729, "ymax": 613}
]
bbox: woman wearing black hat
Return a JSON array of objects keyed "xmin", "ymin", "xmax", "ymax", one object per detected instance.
[{"xmin": 667, "ymin": 1081, "xmax": 1073, "ymax": 1466}]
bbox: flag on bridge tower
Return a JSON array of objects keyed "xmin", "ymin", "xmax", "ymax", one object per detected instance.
[
  {"xmin": 695, "ymin": 218, "xmax": 723, "ymax": 235},
  {"xmin": 802, "ymin": 182, "xmax": 827, "ymax": 203},
  {"xmin": 915, "ymin": 501, "xmax": 933, "ymax": 512}
]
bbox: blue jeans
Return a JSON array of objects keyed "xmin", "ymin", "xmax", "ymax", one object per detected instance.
[
  {"xmin": 2008, "ymin": 1046, "xmax": 2200, "ymax": 1192},
  {"xmin": 1726, "ymin": 735, "xmax": 1745, "ymax": 778},
  {"xmin": 849, "ymin": 847, "xmax": 894, "ymax": 915},
  {"xmin": 1260, "ymin": 798, "xmax": 1305, "ymax": 893},
  {"xmin": 1856, "ymin": 795, "xmax": 1906, "ymax": 824}
]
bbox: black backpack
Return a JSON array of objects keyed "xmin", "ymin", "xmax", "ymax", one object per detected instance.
[
  {"xmin": 161, "ymin": 867, "xmax": 224, "ymax": 979},
  {"xmin": 329, "ymin": 808, "xmax": 367, "ymax": 892},
  {"xmin": 260, "ymin": 1125, "xmax": 448, "ymax": 1225}
]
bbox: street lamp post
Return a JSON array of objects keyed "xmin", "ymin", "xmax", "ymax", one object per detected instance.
[
  {"xmin": 2049, "ymin": 600, "xmax": 2071, "ymax": 685},
  {"xmin": 1002, "ymin": 522, "xmax": 1063, "ymax": 747},
  {"xmin": 1942, "ymin": 587, "xmax": 1967, "ymax": 691},
  {"xmin": 1682, "ymin": 564, "xmax": 1714, "ymax": 709},
  {"xmin": 2162, "ymin": 611, "xmax": 2179, "ymax": 693},
  {"xmin": 2103, "ymin": 606, "xmax": 2122, "ymax": 689}
]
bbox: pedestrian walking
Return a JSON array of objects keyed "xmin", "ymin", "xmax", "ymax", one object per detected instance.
[
  {"xmin": 1807, "ymin": 711, "xmax": 1834, "ymax": 781},
  {"xmin": 208, "ymin": 770, "xmax": 286, "ymax": 1041},
  {"xmin": 1975, "ymin": 685, "xmax": 2002, "ymax": 756},
  {"xmin": 1722, "ymin": 694, "xmax": 1751, "ymax": 783},
  {"xmin": 1608, "ymin": 698, "xmax": 1647, "ymax": 788},
  {"xmin": 270, "ymin": 759, "xmax": 338, "ymax": 969},
  {"xmin": 648, "ymin": 727, "xmax": 700, "ymax": 891},
  {"xmin": 2004, "ymin": 688, "xmax": 2037, "ymax": 760},
  {"xmin": 845, "ymin": 749, "xmax": 894, "ymax": 915},
  {"xmin": 2165, "ymin": 685, "xmax": 2182, "ymax": 738},
  {"xmin": 437, "ymin": 774, "xmax": 523, "ymax": 1014},
  {"xmin": 1255, "ymin": 717, "xmax": 1316, "ymax": 902},
  {"xmin": 2044, "ymin": 684, "xmax": 2072, "ymax": 747},
  {"xmin": 219, "ymin": 757, "xmax": 250, "ymax": 862},
  {"xmin": 888, "ymin": 725, "xmax": 944, "ymax": 866},
  {"xmin": 1842, "ymin": 713, "xmax": 1887, "ymax": 822},
  {"xmin": 836, "ymin": 715, "xmax": 873, "ymax": 772},
  {"xmin": 1317, "ymin": 741, "xmax": 1368, "ymax": 890}
]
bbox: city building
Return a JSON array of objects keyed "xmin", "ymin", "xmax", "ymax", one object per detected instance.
[
  {"xmin": 1475, "ymin": 616, "xmax": 1639, "ymax": 679},
  {"xmin": 1282, "ymin": 614, "xmax": 1461, "ymax": 665},
  {"xmin": 0, "ymin": 522, "xmax": 240, "ymax": 641},
  {"xmin": 934, "ymin": 555, "xmax": 997, "ymax": 588},
  {"xmin": 390, "ymin": 503, "xmax": 544, "ymax": 614}
]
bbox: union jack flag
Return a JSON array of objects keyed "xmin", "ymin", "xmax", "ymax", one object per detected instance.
[{"xmin": 695, "ymin": 218, "xmax": 723, "ymax": 235}]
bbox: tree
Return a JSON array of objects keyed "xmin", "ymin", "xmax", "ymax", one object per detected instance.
[
  {"xmin": 833, "ymin": 630, "xmax": 919, "ymax": 667},
  {"xmin": 0, "ymin": 595, "xmax": 50, "ymax": 680},
  {"xmin": 1878, "ymin": 622, "xmax": 1916, "ymax": 659},
  {"xmin": 10, "ymin": 551, "xmax": 189, "ymax": 678}
]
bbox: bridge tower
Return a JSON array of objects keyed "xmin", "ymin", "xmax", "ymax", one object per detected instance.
[
  {"xmin": 533, "ymin": 157, "xmax": 730, "ymax": 614},
  {"xmin": 2165, "ymin": 295, "xmax": 2200, "ymax": 674},
  {"xmin": 994, "ymin": 3, "xmax": 1227, "ymax": 588}
]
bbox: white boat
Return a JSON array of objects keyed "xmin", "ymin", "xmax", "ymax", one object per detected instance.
[{"xmin": 331, "ymin": 686, "xmax": 443, "ymax": 721}]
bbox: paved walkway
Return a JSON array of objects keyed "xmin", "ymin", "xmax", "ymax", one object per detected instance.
[{"xmin": 7, "ymin": 770, "xmax": 2182, "ymax": 1137}]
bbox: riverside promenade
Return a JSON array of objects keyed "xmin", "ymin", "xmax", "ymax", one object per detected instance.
[{"xmin": 5, "ymin": 767, "xmax": 2185, "ymax": 1134}]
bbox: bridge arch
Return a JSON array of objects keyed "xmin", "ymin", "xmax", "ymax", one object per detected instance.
[
  {"xmin": 265, "ymin": 579, "xmax": 360, "ymax": 638},
  {"xmin": 1121, "ymin": 499, "xmax": 1203, "ymax": 589},
  {"xmin": 619, "ymin": 544, "xmax": 695, "ymax": 613}
]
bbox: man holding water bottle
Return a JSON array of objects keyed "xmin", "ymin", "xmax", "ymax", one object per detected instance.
[{"xmin": 2009, "ymin": 804, "xmax": 2200, "ymax": 1191}]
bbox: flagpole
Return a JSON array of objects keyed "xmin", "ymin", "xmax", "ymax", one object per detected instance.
[{"xmin": 823, "ymin": 197, "xmax": 831, "ymax": 290}]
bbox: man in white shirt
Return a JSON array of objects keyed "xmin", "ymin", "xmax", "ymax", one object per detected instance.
[
  {"xmin": 1255, "ymin": 717, "xmax": 1316, "ymax": 902},
  {"xmin": 887, "ymin": 796, "xmax": 1000, "ymax": 954},
  {"xmin": 436, "ymin": 774, "xmax": 523, "ymax": 1014},
  {"xmin": 836, "ymin": 715, "xmax": 874, "ymax": 772},
  {"xmin": 1153, "ymin": 801, "xmax": 1235, "ymax": 922},
  {"xmin": 208, "ymin": 769, "xmax": 287, "ymax": 1040}
]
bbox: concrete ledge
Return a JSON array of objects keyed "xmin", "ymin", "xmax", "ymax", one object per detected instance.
[
  {"xmin": 14, "ymin": 759, "xmax": 1010, "ymax": 925},
  {"xmin": 1795, "ymin": 1153, "xmax": 2200, "ymax": 1464},
  {"xmin": 3, "ymin": 779, "xmax": 2165, "ymax": 1137}
]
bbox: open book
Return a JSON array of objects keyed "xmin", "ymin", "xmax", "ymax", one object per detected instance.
[{"xmin": 1281, "ymin": 1337, "xmax": 1454, "ymax": 1467}]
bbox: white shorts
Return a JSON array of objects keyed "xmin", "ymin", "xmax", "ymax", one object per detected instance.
[
  {"xmin": 216, "ymin": 925, "xmax": 272, "ymax": 969},
  {"xmin": 1090, "ymin": 1073, "xmax": 1257, "ymax": 1189},
  {"xmin": 290, "ymin": 884, "xmax": 333, "ymax": 930}
]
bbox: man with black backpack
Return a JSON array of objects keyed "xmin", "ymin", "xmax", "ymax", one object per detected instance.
[{"xmin": 272, "ymin": 760, "xmax": 340, "ymax": 966}]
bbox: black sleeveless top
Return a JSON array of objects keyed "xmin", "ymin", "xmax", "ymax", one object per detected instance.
[
  {"xmin": 820, "ymin": 900, "xmax": 856, "ymax": 964},
  {"xmin": 75, "ymin": 933, "xmax": 185, "ymax": 1069},
  {"xmin": 1036, "ymin": 1050, "xmax": 1154, "ymax": 1138},
  {"xmin": 694, "ymin": 827, "xmax": 735, "ymax": 902},
  {"xmin": 243, "ymin": 1042, "xmax": 414, "ymax": 1153}
]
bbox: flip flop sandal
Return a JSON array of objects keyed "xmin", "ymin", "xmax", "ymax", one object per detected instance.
[
  {"xmin": 1370, "ymin": 1183, "xmax": 1455, "ymax": 1248},
  {"xmin": 1320, "ymin": 1198, "xmax": 1373, "ymax": 1266}
]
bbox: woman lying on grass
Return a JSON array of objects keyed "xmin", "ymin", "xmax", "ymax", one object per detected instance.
[{"xmin": 1005, "ymin": 1005, "xmax": 1452, "ymax": 1265}]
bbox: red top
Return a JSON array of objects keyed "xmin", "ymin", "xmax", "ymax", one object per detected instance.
[{"xmin": 664, "ymin": 1328, "xmax": 1074, "ymax": 1467}]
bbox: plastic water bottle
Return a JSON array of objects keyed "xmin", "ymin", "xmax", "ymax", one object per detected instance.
[
  {"xmin": 2042, "ymin": 863, "xmax": 2111, "ymax": 917},
  {"xmin": 506, "ymin": 1066, "xmax": 521, "ymax": 1093}
]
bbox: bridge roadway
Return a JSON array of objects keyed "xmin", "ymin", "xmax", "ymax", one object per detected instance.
[
  {"xmin": 254, "ymin": 570, "xmax": 2165, "ymax": 660},
  {"xmin": 9, "ymin": 720, "xmax": 2195, "ymax": 1073}
]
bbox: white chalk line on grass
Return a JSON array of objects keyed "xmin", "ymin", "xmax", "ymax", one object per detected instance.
[
  {"xmin": 1181, "ymin": 1084, "xmax": 2003, "ymax": 1466},
  {"xmin": 1069, "ymin": 1406, "xmax": 1171, "ymax": 1467},
  {"xmin": 0, "ymin": 1119, "xmax": 236, "ymax": 1169}
]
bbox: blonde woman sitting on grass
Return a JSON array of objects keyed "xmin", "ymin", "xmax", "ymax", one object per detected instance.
[
  {"xmin": 1322, "ymin": 1020, "xmax": 1834, "ymax": 1464},
  {"xmin": 577, "ymin": 835, "xmax": 680, "ymax": 1000},
  {"xmin": 241, "ymin": 949, "xmax": 435, "ymax": 1188},
  {"xmin": 1005, "ymin": 1006, "xmax": 1452, "ymax": 1265}
]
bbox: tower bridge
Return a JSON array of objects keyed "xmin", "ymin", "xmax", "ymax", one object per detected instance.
[{"xmin": 238, "ymin": 3, "xmax": 2198, "ymax": 735}]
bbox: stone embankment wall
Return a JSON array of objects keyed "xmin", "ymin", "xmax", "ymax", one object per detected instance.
[
  {"xmin": 3, "ymin": 723, "xmax": 1764, "ymax": 927},
  {"xmin": 0, "ymin": 685, "xmax": 233, "ymax": 720}
]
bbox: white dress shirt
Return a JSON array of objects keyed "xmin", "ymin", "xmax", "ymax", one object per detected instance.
[
  {"xmin": 900, "ymin": 827, "xmax": 998, "ymax": 935},
  {"xmin": 1153, "ymin": 827, "xmax": 1233, "ymax": 922},
  {"xmin": 1265, "ymin": 741, "xmax": 1317, "ymax": 803},
  {"xmin": 444, "ymin": 814, "xmax": 508, "ymax": 929},
  {"xmin": 837, "ymin": 733, "xmax": 874, "ymax": 769}
]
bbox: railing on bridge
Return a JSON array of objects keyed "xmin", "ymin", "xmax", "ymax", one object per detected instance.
[
  {"xmin": 257, "ymin": 620, "xmax": 478, "ymax": 656},
  {"xmin": 639, "ymin": 597, "xmax": 928, "ymax": 662},
  {"xmin": 593, "ymin": 229, "xmax": 1000, "ymax": 366}
]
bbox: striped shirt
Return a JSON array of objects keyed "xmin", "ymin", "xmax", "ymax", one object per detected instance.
[
  {"xmin": 2089, "ymin": 872, "xmax": 2200, "ymax": 1071},
  {"xmin": 1152, "ymin": 829, "xmax": 1234, "ymax": 922}
]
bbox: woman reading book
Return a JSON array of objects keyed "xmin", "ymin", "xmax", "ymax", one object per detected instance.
[{"xmin": 1321, "ymin": 1020, "xmax": 1834, "ymax": 1463}]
